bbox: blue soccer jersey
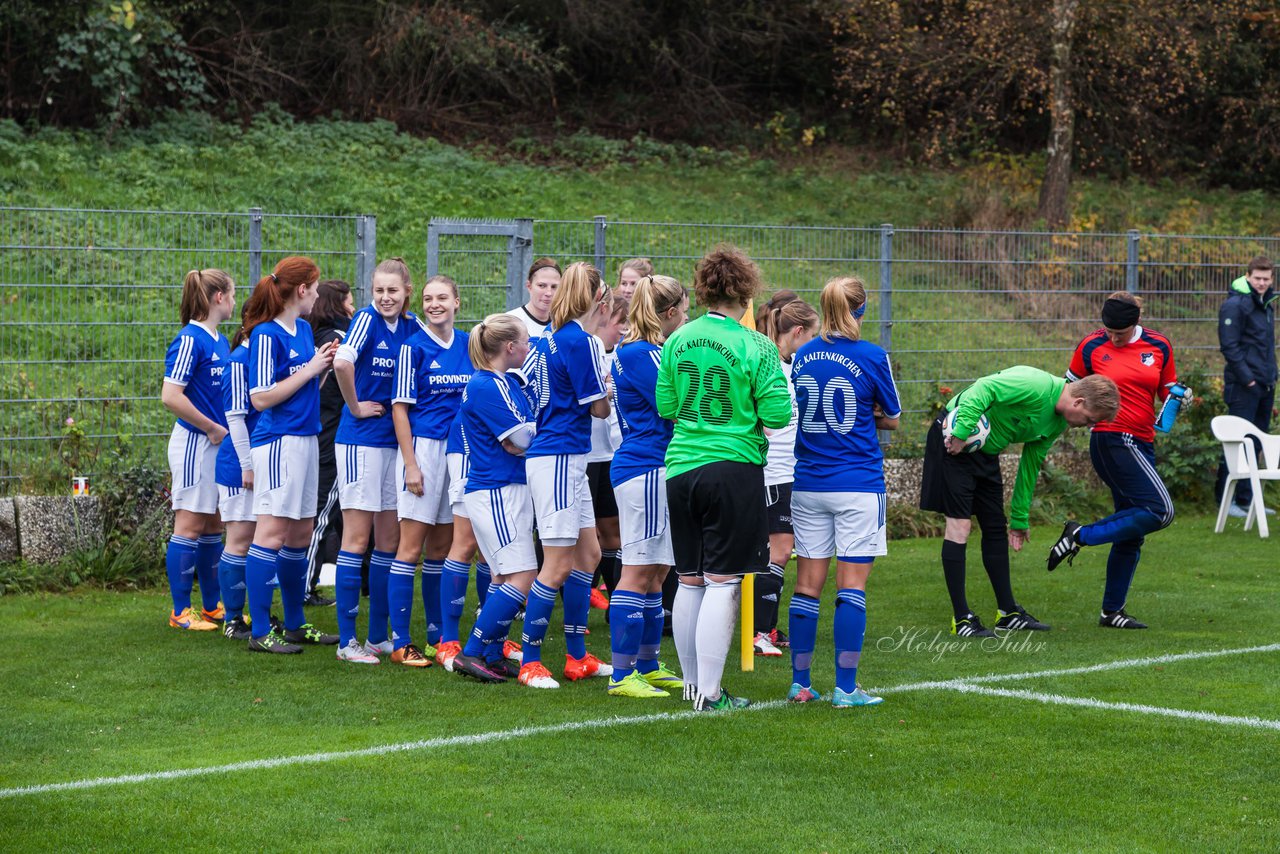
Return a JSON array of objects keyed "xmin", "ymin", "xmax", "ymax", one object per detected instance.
[
  {"xmin": 524, "ymin": 320, "xmax": 608, "ymax": 457},
  {"xmin": 610, "ymin": 340, "xmax": 674, "ymax": 486},
  {"xmin": 335, "ymin": 306, "xmax": 423, "ymax": 447},
  {"xmin": 393, "ymin": 327, "xmax": 473, "ymax": 440},
  {"xmin": 164, "ymin": 321, "xmax": 231, "ymax": 436},
  {"xmin": 791, "ymin": 336, "xmax": 902, "ymax": 492},
  {"xmin": 216, "ymin": 342, "xmax": 261, "ymax": 488},
  {"xmin": 249, "ymin": 317, "xmax": 321, "ymax": 445},
  {"xmin": 459, "ymin": 371, "xmax": 535, "ymax": 493}
]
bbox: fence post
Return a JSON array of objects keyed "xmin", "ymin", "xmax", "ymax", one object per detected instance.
[
  {"xmin": 1126, "ymin": 229, "xmax": 1140, "ymax": 294},
  {"xmin": 248, "ymin": 207, "xmax": 263, "ymax": 286},
  {"xmin": 426, "ymin": 219, "xmax": 440, "ymax": 279},
  {"xmin": 594, "ymin": 215, "xmax": 608, "ymax": 274},
  {"xmin": 356, "ymin": 215, "xmax": 376, "ymax": 308},
  {"xmin": 879, "ymin": 223, "xmax": 894, "ymax": 351},
  {"xmin": 508, "ymin": 218, "xmax": 534, "ymax": 310},
  {"xmin": 878, "ymin": 223, "xmax": 894, "ymax": 446}
]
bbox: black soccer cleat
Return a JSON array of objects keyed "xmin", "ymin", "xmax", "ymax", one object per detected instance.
[
  {"xmin": 222, "ymin": 616, "xmax": 252, "ymax": 641},
  {"xmin": 1046, "ymin": 520, "xmax": 1083, "ymax": 571},
  {"xmin": 283, "ymin": 623, "xmax": 340, "ymax": 645},
  {"xmin": 952, "ymin": 612, "xmax": 996, "ymax": 638},
  {"xmin": 452, "ymin": 653, "xmax": 508, "ymax": 683},
  {"xmin": 994, "ymin": 605, "xmax": 1051, "ymax": 631},
  {"xmin": 247, "ymin": 632, "xmax": 304, "ymax": 654},
  {"xmin": 1100, "ymin": 609, "xmax": 1148, "ymax": 629}
]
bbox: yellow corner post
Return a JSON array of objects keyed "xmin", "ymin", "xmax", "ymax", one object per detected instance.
[{"xmin": 740, "ymin": 299, "xmax": 756, "ymax": 671}]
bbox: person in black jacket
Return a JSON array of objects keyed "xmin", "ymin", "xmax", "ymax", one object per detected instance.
[
  {"xmin": 1216, "ymin": 255, "xmax": 1277, "ymax": 515},
  {"xmin": 304, "ymin": 279, "xmax": 355, "ymax": 604}
]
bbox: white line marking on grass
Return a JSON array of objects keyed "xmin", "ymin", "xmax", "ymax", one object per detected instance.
[
  {"xmin": 879, "ymin": 642, "xmax": 1280, "ymax": 694},
  {"xmin": 944, "ymin": 684, "xmax": 1280, "ymax": 732},
  {"xmin": 7, "ymin": 644, "xmax": 1278, "ymax": 800},
  {"xmin": 0, "ymin": 700, "xmax": 788, "ymax": 800}
]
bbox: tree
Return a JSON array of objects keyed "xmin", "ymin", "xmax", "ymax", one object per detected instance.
[{"xmin": 828, "ymin": 1, "xmax": 1266, "ymax": 211}]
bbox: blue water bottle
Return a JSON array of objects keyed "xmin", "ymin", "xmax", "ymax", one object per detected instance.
[{"xmin": 1155, "ymin": 382, "xmax": 1189, "ymax": 433}]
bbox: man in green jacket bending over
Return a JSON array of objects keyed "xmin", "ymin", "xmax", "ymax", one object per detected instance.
[{"xmin": 920, "ymin": 366, "xmax": 1119, "ymax": 637}]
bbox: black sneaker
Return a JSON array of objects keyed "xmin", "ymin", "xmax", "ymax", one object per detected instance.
[
  {"xmin": 994, "ymin": 605, "xmax": 1051, "ymax": 631},
  {"xmin": 283, "ymin": 623, "xmax": 340, "ymax": 645},
  {"xmin": 952, "ymin": 612, "xmax": 996, "ymax": 638},
  {"xmin": 269, "ymin": 613, "xmax": 284, "ymax": 633},
  {"xmin": 303, "ymin": 592, "xmax": 336, "ymax": 607},
  {"xmin": 452, "ymin": 653, "xmax": 507, "ymax": 683},
  {"xmin": 769, "ymin": 628, "xmax": 790, "ymax": 649},
  {"xmin": 1100, "ymin": 609, "xmax": 1148, "ymax": 629},
  {"xmin": 247, "ymin": 632, "xmax": 304, "ymax": 654},
  {"xmin": 222, "ymin": 616, "xmax": 252, "ymax": 641},
  {"xmin": 694, "ymin": 690, "xmax": 751, "ymax": 712},
  {"xmin": 1046, "ymin": 520, "xmax": 1083, "ymax": 571}
]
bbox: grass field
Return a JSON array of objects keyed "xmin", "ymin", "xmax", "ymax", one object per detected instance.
[{"xmin": 1, "ymin": 513, "xmax": 1277, "ymax": 851}]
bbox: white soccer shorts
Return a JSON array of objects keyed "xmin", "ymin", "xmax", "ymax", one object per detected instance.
[
  {"xmin": 168, "ymin": 424, "xmax": 219, "ymax": 514},
  {"xmin": 615, "ymin": 468, "xmax": 674, "ymax": 566},
  {"xmin": 526, "ymin": 454, "xmax": 595, "ymax": 544},
  {"xmin": 217, "ymin": 484, "xmax": 256, "ymax": 523},
  {"xmin": 396, "ymin": 437, "xmax": 452, "ymax": 524},
  {"xmin": 792, "ymin": 490, "xmax": 888, "ymax": 562},
  {"xmin": 251, "ymin": 435, "xmax": 320, "ymax": 520},
  {"xmin": 335, "ymin": 443, "xmax": 399, "ymax": 513},
  {"xmin": 447, "ymin": 452, "xmax": 469, "ymax": 519},
  {"xmin": 463, "ymin": 484, "xmax": 537, "ymax": 576}
]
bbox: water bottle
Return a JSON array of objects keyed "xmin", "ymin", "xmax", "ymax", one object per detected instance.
[{"xmin": 1155, "ymin": 382, "xmax": 1189, "ymax": 433}]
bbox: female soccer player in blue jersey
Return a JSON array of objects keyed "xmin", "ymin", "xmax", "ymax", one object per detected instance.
[
  {"xmin": 330, "ymin": 258, "xmax": 422, "ymax": 665},
  {"xmin": 386, "ymin": 274, "xmax": 472, "ymax": 667},
  {"xmin": 243, "ymin": 256, "xmax": 339, "ymax": 653},
  {"xmin": 450, "ymin": 314, "xmax": 540, "ymax": 683},
  {"xmin": 214, "ymin": 306, "xmax": 260, "ymax": 641},
  {"xmin": 605, "ymin": 274, "xmax": 690, "ymax": 698},
  {"xmin": 752, "ymin": 290, "xmax": 818, "ymax": 657},
  {"xmin": 586, "ymin": 293, "xmax": 629, "ymax": 607},
  {"xmin": 518, "ymin": 262, "xmax": 615, "ymax": 689},
  {"xmin": 161, "ymin": 268, "xmax": 236, "ymax": 632},
  {"xmin": 788, "ymin": 276, "xmax": 900, "ymax": 707}
]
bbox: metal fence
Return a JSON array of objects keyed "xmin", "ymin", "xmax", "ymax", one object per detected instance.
[
  {"xmin": 0, "ymin": 206, "xmax": 375, "ymax": 494},
  {"xmin": 3, "ymin": 205, "xmax": 1277, "ymax": 494},
  {"xmin": 434, "ymin": 217, "xmax": 1279, "ymax": 424}
]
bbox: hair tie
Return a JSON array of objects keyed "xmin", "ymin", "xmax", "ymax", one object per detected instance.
[
  {"xmin": 1101, "ymin": 297, "xmax": 1140, "ymax": 329},
  {"xmin": 852, "ymin": 302, "xmax": 866, "ymax": 319},
  {"xmin": 269, "ymin": 273, "xmax": 278, "ymax": 283}
]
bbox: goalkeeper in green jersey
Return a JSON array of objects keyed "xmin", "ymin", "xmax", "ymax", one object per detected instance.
[
  {"xmin": 657, "ymin": 245, "xmax": 791, "ymax": 711},
  {"xmin": 919, "ymin": 366, "xmax": 1119, "ymax": 637}
]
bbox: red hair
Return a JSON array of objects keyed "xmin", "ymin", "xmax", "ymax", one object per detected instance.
[{"xmin": 240, "ymin": 256, "xmax": 321, "ymax": 338}]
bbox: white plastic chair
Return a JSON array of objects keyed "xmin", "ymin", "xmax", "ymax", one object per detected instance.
[{"xmin": 1211, "ymin": 415, "xmax": 1280, "ymax": 537}]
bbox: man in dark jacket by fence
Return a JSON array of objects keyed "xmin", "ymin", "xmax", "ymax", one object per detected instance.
[{"xmin": 1216, "ymin": 255, "xmax": 1277, "ymax": 515}]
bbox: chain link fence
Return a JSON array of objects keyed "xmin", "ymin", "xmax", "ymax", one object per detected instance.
[
  {"xmin": 0, "ymin": 207, "xmax": 374, "ymax": 494},
  {"xmin": 3, "ymin": 206, "xmax": 1277, "ymax": 494}
]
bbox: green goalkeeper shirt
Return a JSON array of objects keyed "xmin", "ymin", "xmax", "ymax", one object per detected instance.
[
  {"xmin": 945, "ymin": 365, "xmax": 1067, "ymax": 531},
  {"xmin": 656, "ymin": 311, "xmax": 792, "ymax": 478}
]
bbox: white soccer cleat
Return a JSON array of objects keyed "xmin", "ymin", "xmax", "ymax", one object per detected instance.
[
  {"xmin": 362, "ymin": 639, "xmax": 394, "ymax": 657},
  {"xmin": 337, "ymin": 638, "xmax": 380, "ymax": 664}
]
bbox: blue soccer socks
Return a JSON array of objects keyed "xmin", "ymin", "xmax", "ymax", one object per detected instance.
[
  {"xmin": 335, "ymin": 550, "xmax": 364, "ymax": 647},
  {"xmin": 608, "ymin": 589, "xmax": 646, "ymax": 681},
  {"xmin": 520, "ymin": 580, "xmax": 559, "ymax": 665},
  {"xmin": 194, "ymin": 533, "xmax": 224, "ymax": 612},
  {"xmin": 165, "ymin": 534, "xmax": 198, "ymax": 614},
  {"xmin": 440, "ymin": 559, "xmax": 471, "ymax": 644},
  {"xmin": 245, "ymin": 544, "xmax": 280, "ymax": 639},
  {"xmin": 388, "ymin": 559, "xmax": 417, "ymax": 650},
  {"xmin": 788, "ymin": 593, "xmax": 820, "ymax": 689},
  {"xmin": 276, "ymin": 546, "xmax": 308, "ymax": 632},
  {"xmin": 834, "ymin": 588, "xmax": 867, "ymax": 694},
  {"xmin": 562, "ymin": 569, "xmax": 593, "ymax": 660}
]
